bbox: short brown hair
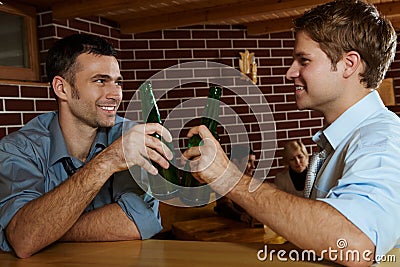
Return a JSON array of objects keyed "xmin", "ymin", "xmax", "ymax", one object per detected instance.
[{"xmin": 293, "ymin": 0, "xmax": 396, "ymax": 89}]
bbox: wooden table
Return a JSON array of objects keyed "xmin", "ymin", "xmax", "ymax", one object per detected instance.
[
  {"xmin": 0, "ymin": 239, "xmax": 343, "ymax": 266},
  {"xmin": 172, "ymin": 216, "xmax": 267, "ymax": 243},
  {"xmin": 1, "ymin": 239, "xmax": 398, "ymax": 266},
  {"xmin": 172, "ymin": 216, "xmax": 288, "ymax": 245}
]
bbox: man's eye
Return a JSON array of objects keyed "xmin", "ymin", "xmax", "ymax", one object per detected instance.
[
  {"xmin": 95, "ymin": 79, "xmax": 105, "ymax": 84},
  {"xmin": 300, "ymin": 58, "xmax": 310, "ymax": 65},
  {"xmin": 115, "ymin": 80, "xmax": 122, "ymax": 86}
]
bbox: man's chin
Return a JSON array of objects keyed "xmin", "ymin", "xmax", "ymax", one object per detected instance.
[{"xmin": 98, "ymin": 118, "xmax": 116, "ymax": 128}]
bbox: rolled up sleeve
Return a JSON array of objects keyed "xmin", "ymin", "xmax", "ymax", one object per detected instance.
[
  {"xmin": 0, "ymin": 147, "xmax": 45, "ymax": 252},
  {"xmin": 116, "ymin": 192, "xmax": 162, "ymax": 239},
  {"xmin": 320, "ymin": 141, "xmax": 400, "ymax": 260},
  {"xmin": 113, "ymin": 168, "xmax": 162, "ymax": 239}
]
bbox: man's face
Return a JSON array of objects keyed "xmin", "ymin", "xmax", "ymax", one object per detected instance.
[
  {"xmin": 245, "ymin": 154, "xmax": 256, "ymax": 176},
  {"xmin": 285, "ymin": 31, "xmax": 347, "ymax": 117},
  {"xmin": 235, "ymin": 154, "xmax": 256, "ymax": 176},
  {"xmin": 64, "ymin": 53, "xmax": 123, "ymax": 128}
]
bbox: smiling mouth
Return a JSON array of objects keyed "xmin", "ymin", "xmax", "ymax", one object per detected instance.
[
  {"xmin": 99, "ymin": 106, "xmax": 116, "ymax": 112},
  {"xmin": 295, "ymin": 85, "xmax": 305, "ymax": 91}
]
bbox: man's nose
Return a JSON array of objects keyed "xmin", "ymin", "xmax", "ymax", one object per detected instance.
[{"xmin": 286, "ymin": 62, "xmax": 299, "ymax": 81}]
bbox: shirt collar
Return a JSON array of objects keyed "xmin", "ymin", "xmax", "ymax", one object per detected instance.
[
  {"xmin": 49, "ymin": 113, "xmax": 70, "ymax": 165},
  {"xmin": 314, "ymin": 90, "xmax": 386, "ymax": 150},
  {"xmin": 49, "ymin": 113, "xmax": 109, "ymax": 165}
]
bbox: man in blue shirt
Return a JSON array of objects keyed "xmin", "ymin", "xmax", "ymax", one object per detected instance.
[
  {"xmin": 0, "ymin": 34, "xmax": 173, "ymax": 258},
  {"xmin": 182, "ymin": 1, "xmax": 400, "ymax": 266}
]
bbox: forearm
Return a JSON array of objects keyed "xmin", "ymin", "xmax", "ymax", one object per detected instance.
[
  {"xmin": 61, "ymin": 203, "xmax": 140, "ymax": 242},
  {"xmin": 227, "ymin": 174, "xmax": 375, "ymax": 266},
  {"xmin": 5, "ymin": 152, "xmax": 114, "ymax": 258}
]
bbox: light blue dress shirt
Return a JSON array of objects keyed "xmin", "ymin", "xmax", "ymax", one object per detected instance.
[
  {"xmin": 311, "ymin": 91, "xmax": 400, "ymax": 259},
  {"xmin": 0, "ymin": 112, "xmax": 162, "ymax": 252}
]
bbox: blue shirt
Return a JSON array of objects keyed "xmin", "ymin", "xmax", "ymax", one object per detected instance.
[
  {"xmin": 311, "ymin": 91, "xmax": 400, "ymax": 258},
  {"xmin": 0, "ymin": 112, "xmax": 162, "ymax": 252}
]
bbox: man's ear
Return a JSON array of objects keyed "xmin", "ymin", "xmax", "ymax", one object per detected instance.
[
  {"xmin": 52, "ymin": 76, "xmax": 69, "ymax": 100},
  {"xmin": 343, "ymin": 51, "xmax": 362, "ymax": 79}
]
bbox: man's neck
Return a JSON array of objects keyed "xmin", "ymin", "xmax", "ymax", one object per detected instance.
[
  {"xmin": 323, "ymin": 88, "xmax": 371, "ymax": 124},
  {"xmin": 58, "ymin": 113, "xmax": 98, "ymax": 162}
]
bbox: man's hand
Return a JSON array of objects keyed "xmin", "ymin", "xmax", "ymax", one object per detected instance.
[
  {"xmin": 106, "ymin": 123, "xmax": 173, "ymax": 175},
  {"xmin": 182, "ymin": 125, "xmax": 242, "ymax": 194}
]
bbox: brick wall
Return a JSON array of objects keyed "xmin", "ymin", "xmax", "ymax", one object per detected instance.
[{"xmin": 1, "ymin": 10, "xmax": 400, "ymax": 179}]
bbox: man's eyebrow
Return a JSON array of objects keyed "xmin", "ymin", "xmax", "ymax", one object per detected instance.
[
  {"xmin": 92, "ymin": 74, "xmax": 123, "ymax": 81},
  {"xmin": 293, "ymin": 52, "xmax": 310, "ymax": 57}
]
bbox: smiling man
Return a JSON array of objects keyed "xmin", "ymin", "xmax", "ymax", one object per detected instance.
[
  {"xmin": 0, "ymin": 34, "xmax": 173, "ymax": 258},
  {"xmin": 183, "ymin": 1, "xmax": 400, "ymax": 266}
]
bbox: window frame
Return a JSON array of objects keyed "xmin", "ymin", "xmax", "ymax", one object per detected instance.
[{"xmin": 0, "ymin": 2, "xmax": 39, "ymax": 82}]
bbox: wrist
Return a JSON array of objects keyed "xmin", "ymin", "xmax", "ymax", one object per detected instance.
[{"xmin": 91, "ymin": 148, "xmax": 122, "ymax": 176}]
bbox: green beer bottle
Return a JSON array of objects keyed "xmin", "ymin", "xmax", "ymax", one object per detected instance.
[
  {"xmin": 140, "ymin": 81, "xmax": 179, "ymax": 200},
  {"xmin": 179, "ymin": 86, "xmax": 222, "ymax": 206}
]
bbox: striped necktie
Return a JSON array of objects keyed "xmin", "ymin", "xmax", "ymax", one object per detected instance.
[{"xmin": 304, "ymin": 144, "xmax": 331, "ymax": 198}]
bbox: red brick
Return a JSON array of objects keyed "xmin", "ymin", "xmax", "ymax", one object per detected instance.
[
  {"xmin": 0, "ymin": 85, "xmax": 19, "ymax": 97},
  {"xmin": 5, "ymin": 100, "xmax": 34, "ymax": 111},
  {"xmin": 179, "ymin": 40, "xmax": 206, "ymax": 49},
  {"xmin": 121, "ymin": 60, "xmax": 149, "ymax": 70},
  {"xmin": 134, "ymin": 31, "xmax": 163, "ymax": 40},
  {"xmin": 0, "ymin": 113, "xmax": 22, "ymax": 125},
  {"xmin": 21, "ymin": 86, "xmax": 49, "ymax": 98},
  {"xmin": 219, "ymin": 49, "xmax": 240, "ymax": 57},
  {"xmin": 206, "ymin": 40, "xmax": 231, "ymax": 48},
  {"xmin": 287, "ymin": 111, "xmax": 310, "ymax": 120},
  {"xmin": 7, "ymin": 127, "xmax": 21, "ymax": 135},
  {"xmin": 260, "ymin": 58, "xmax": 283, "ymax": 67},
  {"xmin": 232, "ymin": 40, "xmax": 258, "ymax": 48},
  {"xmin": 219, "ymin": 30, "xmax": 245, "ymax": 39},
  {"xmin": 283, "ymin": 40, "xmax": 295, "ymax": 48},
  {"xmin": 274, "ymin": 102, "xmax": 298, "ymax": 112},
  {"xmin": 36, "ymin": 100, "xmax": 57, "ymax": 111},
  {"xmin": 69, "ymin": 19, "xmax": 90, "ymax": 32},
  {"xmin": 260, "ymin": 76, "xmax": 284, "ymax": 85},
  {"xmin": 300, "ymin": 119, "xmax": 323, "ymax": 128},
  {"xmin": 52, "ymin": 18, "xmax": 68, "ymax": 26},
  {"xmin": 258, "ymin": 40, "xmax": 282, "ymax": 48},
  {"xmin": 192, "ymin": 30, "xmax": 218, "ymax": 39},
  {"xmin": 276, "ymin": 121, "xmax": 298, "ymax": 130},
  {"xmin": 135, "ymin": 70, "xmax": 158, "ymax": 80},
  {"xmin": 39, "ymin": 12, "xmax": 53, "ymax": 25},
  {"xmin": 164, "ymin": 30, "xmax": 191, "ymax": 39},
  {"xmin": 23, "ymin": 113, "xmax": 40, "ymax": 124},
  {"xmin": 120, "ymin": 40, "xmax": 148, "ymax": 50},
  {"xmin": 150, "ymin": 40, "xmax": 177, "ymax": 49},
  {"xmin": 270, "ymin": 31, "xmax": 293, "ymax": 39},
  {"xmin": 135, "ymin": 50, "xmax": 164, "ymax": 59},
  {"xmin": 157, "ymin": 99, "xmax": 181, "ymax": 109},
  {"xmin": 0, "ymin": 128, "xmax": 6, "ymax": 139},
  {"xmin": 165, "ymin": 50, "xmax": 192, "ymax": 59},
  {"xmin": 38, "ymin": 25, "xmax": 56, "ymax": 39},
  {"xmin": 193, "ymin": 50, "xmax": 219, "ymax": 58},
  {"xmin": 288, "ymin": 129, "xmax": 311, "ymax": 138},
  {"xmin": 150, "ymin": 60, "xmax": 179, "ymax": 70},
  {"xmin": 167, "ymin": 88, "xmax": 195, "ymax": 99}
]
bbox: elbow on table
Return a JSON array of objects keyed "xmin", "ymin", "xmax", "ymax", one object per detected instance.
[
  {"xmin": 8, "ymin": 239, "xmax": 38, "ymax": 259},
  {"xmin": 6, "ymin": 227, "xmax": 42, "ymax": 259}
]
